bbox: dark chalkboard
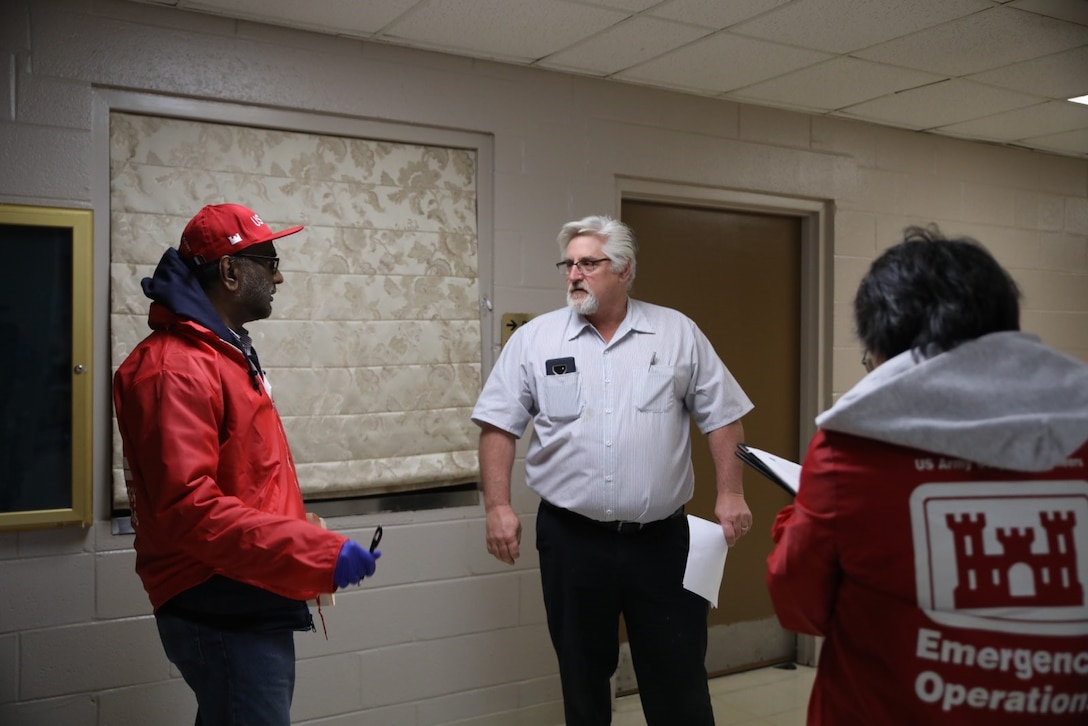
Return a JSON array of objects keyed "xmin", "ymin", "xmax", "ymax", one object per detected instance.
[{"xmin": 0, "ymin": 206, "xmax": 93, "ymax": 530}]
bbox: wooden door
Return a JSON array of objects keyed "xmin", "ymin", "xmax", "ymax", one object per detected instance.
[{"xmin": 621, "ymin": 199, "xmax": 802, "ymax": 675}]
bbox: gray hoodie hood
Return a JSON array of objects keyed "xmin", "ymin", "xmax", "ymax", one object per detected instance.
[{"xmin": 816, "ymin": 332, "xmax": 1088, "ymax": 472}]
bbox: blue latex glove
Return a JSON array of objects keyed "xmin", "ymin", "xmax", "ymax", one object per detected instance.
[{"xmin": 333, "ymin": 540, "xmax": 380, "ymax": 589}]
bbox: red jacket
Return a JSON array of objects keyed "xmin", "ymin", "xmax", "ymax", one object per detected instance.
[
  {"xmin": 768, "ymin": 431, "xmax": 1088, "ymax": 725},
  {"xmin": 114, "ymin": 304, "xmax": 346, "ymax": 611}
]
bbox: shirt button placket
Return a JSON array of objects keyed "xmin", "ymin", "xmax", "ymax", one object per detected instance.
[{"xmin": 602, "ymin": 348, "xmax": 616, "ymax": 514}]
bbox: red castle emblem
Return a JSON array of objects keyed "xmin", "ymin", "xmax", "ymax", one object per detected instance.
[{"xmin": 946, "ymin": 511, "xmax": 1083, "ymax": 609}]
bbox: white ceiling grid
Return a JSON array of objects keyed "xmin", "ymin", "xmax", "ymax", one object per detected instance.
[{"xmin": 128, "ymin": 0, "xmax": 1088, "ymax": 157}]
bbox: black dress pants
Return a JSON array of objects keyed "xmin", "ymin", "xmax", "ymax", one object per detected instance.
[{"xmin": 536, "ymin": 500, "xmax": 715, "ymax": 726}]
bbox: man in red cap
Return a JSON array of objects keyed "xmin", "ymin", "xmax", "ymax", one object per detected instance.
[{"xmin": 113, "ymin": 203, "xmax": 380, "ymax": 726}]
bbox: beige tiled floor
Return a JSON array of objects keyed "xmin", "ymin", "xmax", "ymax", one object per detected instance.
[{"xmin": 607, "ymin": 663, "xmax": 816, "ymax": 726}]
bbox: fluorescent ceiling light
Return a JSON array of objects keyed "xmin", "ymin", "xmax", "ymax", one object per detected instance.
[{"xmin": 1069, "ymin": 95, "xmax": 1088, "ymax": 106}]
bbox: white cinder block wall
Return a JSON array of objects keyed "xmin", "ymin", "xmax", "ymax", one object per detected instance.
[{"xmin": 1, "ymin": 1, "xmax": 1085, "ymax": 725}]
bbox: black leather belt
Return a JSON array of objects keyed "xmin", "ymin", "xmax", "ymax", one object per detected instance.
[{"xmin": 540, "ymin": 498, "xmax": 683, "ymax": 534}]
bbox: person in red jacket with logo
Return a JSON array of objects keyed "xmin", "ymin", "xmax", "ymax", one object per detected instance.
[
  {"xmin": 113, "ymin": 203, "xmax": 380, "ymax": 726},
  {"xmin": 767, "ymin": 225, "xmax": 1088, "ymax": 725}
]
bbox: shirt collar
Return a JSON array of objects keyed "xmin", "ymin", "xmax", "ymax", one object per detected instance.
[{"xmin": 562, "ymin": 298, "xmax": 655, "ymax": 342}]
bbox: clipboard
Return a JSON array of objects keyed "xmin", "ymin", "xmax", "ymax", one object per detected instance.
[{"xmin": 736, "ymin": 443, "xmax": 801, "ymax": 496}]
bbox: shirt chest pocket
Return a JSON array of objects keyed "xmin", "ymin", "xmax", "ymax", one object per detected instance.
[
  {"xmin": 538, "ymin": 373, "xmax": 583, "ymax": 421},
  {"xmin": 636, "ymin": 365, "xmax": 675, "ymax": 413}
]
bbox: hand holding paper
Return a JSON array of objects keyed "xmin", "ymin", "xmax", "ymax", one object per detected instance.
[{"xmin": 682, "ymin": 515, "xmax": 729, "ymax": 607}]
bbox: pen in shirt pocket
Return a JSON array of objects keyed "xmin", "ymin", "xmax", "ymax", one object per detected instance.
[{"xmin": 650, "ymin": 352, "xmax": 657, "ymax": 368}]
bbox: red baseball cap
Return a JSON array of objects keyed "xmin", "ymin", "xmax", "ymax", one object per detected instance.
[{"xmin": 178, "ymin": 203, "xmax": 303, "ymax": 265}]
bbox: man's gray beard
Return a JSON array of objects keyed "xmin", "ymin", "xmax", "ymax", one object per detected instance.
[{"xmin": 567, "ymin": 288, "xmax": 599, "ymax": 316}]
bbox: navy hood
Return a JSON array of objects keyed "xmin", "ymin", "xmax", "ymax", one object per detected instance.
[
  {"xmin": 141, "ymin": 248, "xmax": 266, "ymax": 394},
  {"xmin": 142, "ymin": 248, "xmax": 234, "ymax": 344}
]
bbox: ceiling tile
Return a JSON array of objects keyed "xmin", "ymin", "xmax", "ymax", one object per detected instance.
[
  {"xmin": 584, "ymin": 0, "xmax": 660, "ymax": 10},
  {"xmin": 729, "ymin": 0, "xmax": 990, "ymax": 54},
  {"xmin": 647, "ymin": 0, "xmax": 793, "ymax": 29},
  {"xmin": 729, "ymin": 57, "xmax": 944, "ymax": 111},
  {"xmin": 966, "ymin": 46, "xmax": 1088, "ymax": 100},
  {"xmin": 616, "ymin": 32, "xmax": 831, "ymax": 94},
  {"xmin": 380, "ymin": 0, "xmax": 628, "ymax": 62},
  {"xmin": 181, "ymin": 0, "xmax": 421, "ymax": 35},
  {"xmin": 537, "ymin": 17, "xmax": 708, "ymax": 76},
  {"xmin": 1022, "ymin": 127, "xmax": 1088, "ymax": 155},
  {"xmin": 1008, "ymin": 0, "xmax": 1088, "ymax": 25},
  {"xmin": 938, "ymin": 100, "xmax": 1088, "ymax": 140},
  {"xmin": 838, "ymin": 79, "xmax": 1044, "ymax": 129},
  {"xmin": 855, "ymin": 6, "xmax": 1088, "ymax": 76}
]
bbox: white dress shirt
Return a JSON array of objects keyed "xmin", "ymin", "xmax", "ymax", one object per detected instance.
[{"xmin": 472, "ymin": 299, "xmax": 753, "ymax": 523}]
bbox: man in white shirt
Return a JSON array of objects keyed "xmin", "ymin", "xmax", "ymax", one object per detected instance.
[{"xmin": 472, "ymin": 215, "xmax": 754, "ymax": 726}]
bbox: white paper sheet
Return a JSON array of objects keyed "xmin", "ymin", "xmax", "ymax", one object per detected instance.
[{"xmin": 683, "ymin": 515, "xmax": 729, "ymax": 607}]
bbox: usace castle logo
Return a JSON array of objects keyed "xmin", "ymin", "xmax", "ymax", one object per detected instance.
[{"xmin": 910, "ymin": 480, "xmax": 1088, "ymax": 636}]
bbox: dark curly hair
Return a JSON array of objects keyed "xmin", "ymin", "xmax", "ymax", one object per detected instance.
[{"xmin": 854, "ymin": 225, "xmax": 1022, "ymax": 360}]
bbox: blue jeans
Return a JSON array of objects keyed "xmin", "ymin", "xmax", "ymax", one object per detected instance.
[{"xmin": 156, "ymin": 612, "xmax": 296, "ymax": 726}]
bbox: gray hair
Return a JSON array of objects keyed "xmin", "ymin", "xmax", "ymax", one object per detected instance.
[{"xmin": 556, "ymin": 215, "xmax": 637, "ymax": 289}]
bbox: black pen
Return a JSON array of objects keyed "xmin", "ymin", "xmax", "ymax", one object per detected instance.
[{"xmin": 369, "ymin": 524, "xmax": 383, "ymax": 553}]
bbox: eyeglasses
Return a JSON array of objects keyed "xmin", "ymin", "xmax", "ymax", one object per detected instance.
[
  {"xmin": 556, "ymin": 257, "xmax": 611, "ymax": 275},
  {"xmin": 232, "ymin": 254, "xmax": 280, "ymax": 273},
  {"xmin": 861, "ymin": 352, "xmax": 875, "ymax": 373}
]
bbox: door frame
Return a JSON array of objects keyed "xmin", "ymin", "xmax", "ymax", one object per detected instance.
[{"xmin": 615, "ymin": 178, "xmax": 832, "ymax": 668}]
